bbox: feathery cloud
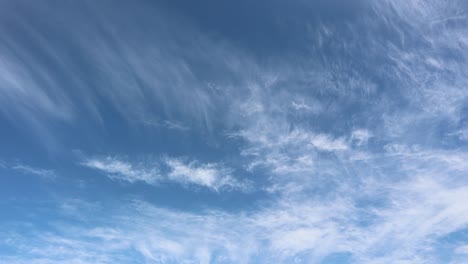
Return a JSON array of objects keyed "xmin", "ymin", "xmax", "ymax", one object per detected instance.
[{"xmin": 82, "ymin": 156, "xmax": 249, "ymax": 192}]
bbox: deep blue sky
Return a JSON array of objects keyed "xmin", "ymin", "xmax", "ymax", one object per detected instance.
[{"xmin": 1, "ymin": 0, "xmax": 468, "ymax": 263}]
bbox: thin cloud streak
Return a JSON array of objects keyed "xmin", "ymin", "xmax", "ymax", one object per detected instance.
[{"xmin": 82, "ymin": 156, "xmax": 250, "ymax": 192}]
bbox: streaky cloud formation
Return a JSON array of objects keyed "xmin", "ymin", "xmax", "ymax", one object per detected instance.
[
  {"xmin": 82, "ymin": 156, "xmax": 161, "ymax": 185},
  {"xmin": 12, "ymin": 164, "xmax": 56, "ymax": 179},
  {"xmin": 83, "ymin": 156, "xmax": 249, "ymax": 192},
  {"xmin": 1, "ymin": 0, "xmax": 468, "ymax": 263},
  {"xmin": 165, "ymin": 157, "xmax": 250, "ymax": 191}
]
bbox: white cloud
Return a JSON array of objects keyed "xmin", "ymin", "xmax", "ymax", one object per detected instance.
[
  {"xmin": 12, "ymin": 164, "xmax": 56, "ymax": 179},
  {"xmin": 0, "ymin": 198, "xmax": 350, "ymax": 263},
  {"xmin": 310, "ymin": 134, "xmax": 348, "ymax": 151},
  {"xmin": 0, "ymin": 55, "xmax": 73, "ymax": 123},
  {"xmin": 223, "ymin": 69, "xmax": 468, "ymax": 261},
  {"xmin": 2, "ymin": 0, "xmax": 468, "ymax": 263},
  {"xmin": 140, "ymin": 119, "xmax": 190, "ymax": 131},
  {"xmin": 351, "ymin": 129, "xmax": 372, "ymax": 146},
  {"xmin": 354, "ymin": 178, "xmax": 468, "ymax": 262},
  {"xmin": 3, "ymin": 168, "xmax": 468, "ymax": 264},
  {"xmin": 82, "ymin": 156, "xmax": 249, "ymax": 192},
  {"xmin": 165, "ymin": 158, "xmax": 248, "ymax": 191},
  {"xmin": 290, "ymin": 99, "xmax": 323, "ymax": 114},
  {"xmin": 291, "ymin": 100, "xmax": 313, "ymax": 111},
  {"xmin": 0, "ymin": 0, "xmax": 260, "ymax": 150},
  {"xmin": 82, "ymin": 157, "xmax": 160, "ymax": 185},
  {"xmin": 455, "ymin": 245, "xmax": 468, "ymax": 255},
  {"xmin": 450, "ymin": 128, "xmax": 468, "ymax": 142},
  {"xmin": 385, "ymin": 144, "xmax": 468, "ymax": 172},
  {"xmin": 271, "ymin": 228, "xmax": 323, "ymax": 254}
]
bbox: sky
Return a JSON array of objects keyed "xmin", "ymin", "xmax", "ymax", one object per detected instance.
[{"xmin": 1, "ymin": 0, "xmax": 468, "ymax": 263}]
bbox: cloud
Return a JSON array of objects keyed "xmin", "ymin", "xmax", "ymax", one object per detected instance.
[
  {"xmin": 2, "ymin": 0, "xmax": 468, "ymax": 263},
  {"xmin": 455, "ymin": 245, "xmax": 468, "ymax": 255},
  {"xmin": 310, "ymin": 134, "xmax": 349, "ymax": 151},
  {"xmin": 161, "ymin": 120, "xmax": 190, "ymax": 131},
  {"xmin": 0, "ymin": 52, "xmax": 74, "ymax": 149},
  {"xmin": 0, "ymin": 0, "xmax": 256, "ymax": 150},
  {"xmin": 139, "ymin": 119, "xmax": 190, "ymax": 132},
  {"xmin": 450, "ymin": 127, "xmax": 468, "ymax": 142},
  {"xmin": 351, "ymin": 129, "xmax": 372, "ymax": 146},
  {"xmin": 354, "ymin": 177, "xmax": 468, "ymax": 262},
  {"xmin": 82, "ymin": 156, "xmax": 249, "ymax": 192},
  {"xmin": 165, "ymin": 158, "xmax": 249, "ymax": 191},
  {"xmin": 385, "ymin": 144, "xmax": 468, "ymax": 172},
  {"xmin": 0, "ymin": 198, "xmax": 351, "ymax": 263},
  {"xmin": 11, "ymin": 164, "xmax": 56, "ymax": 179},
  {"xmin": 3, "ymin": 157, "xmax": 468, "ymax": 263},
  {"xmin": 82, "ymin": 157, "xmax": 160, "ymax": 185}
]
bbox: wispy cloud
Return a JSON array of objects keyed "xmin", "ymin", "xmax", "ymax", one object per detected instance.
[
  {"xmin": 449, "ymin": 127, "xmax": 468, "ymax": 142},
  {"xmin": 3, "ymin": 157, "xmax": 468, "ymax": 263},
  {"xmin": 12, "ymin": 164, "xmax": 56, "ymax": 179},
  {"xmin": 0, "ymin": 198, "xmax": 350, "ymax": 263},
  {"xmin": 82, "ymin": 156, "xmax": 249, "ymax": 192},
  {"xmin": 0, "ymin": 0, "xmax": 253, "ymax": 149},
  {"xmin": 1, "ymin": 0, "xmax": 468, "ymax": 263},
  {"xmin": 140, "ymin": 119, "xmax": 190, "ymax": 131},
  {"xmin": 310, "ymin": 134, "xmax": 349, "ymax": 151},
  {"xmin": 7, "ymin": 175, "xmax": 468, "ymax": 264},
  {"xmin": 351, "ymin": 129, "xmax": 372, "ymax": 146},
  {"xmin": 455, "ymin": 245, "xmax": 468, "ymax": 255},
  {"xmin": 82, "ymin": 157, "xmax": 160, "ymax": 185},
  {"xmin": 165, "ymin": 158, "xmax": 248, "ymax": 191}
]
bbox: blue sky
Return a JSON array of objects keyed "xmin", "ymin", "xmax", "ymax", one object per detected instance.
[{"xmin": 1, "ymin": 0, "xmax": 468, "ymax": 263}]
